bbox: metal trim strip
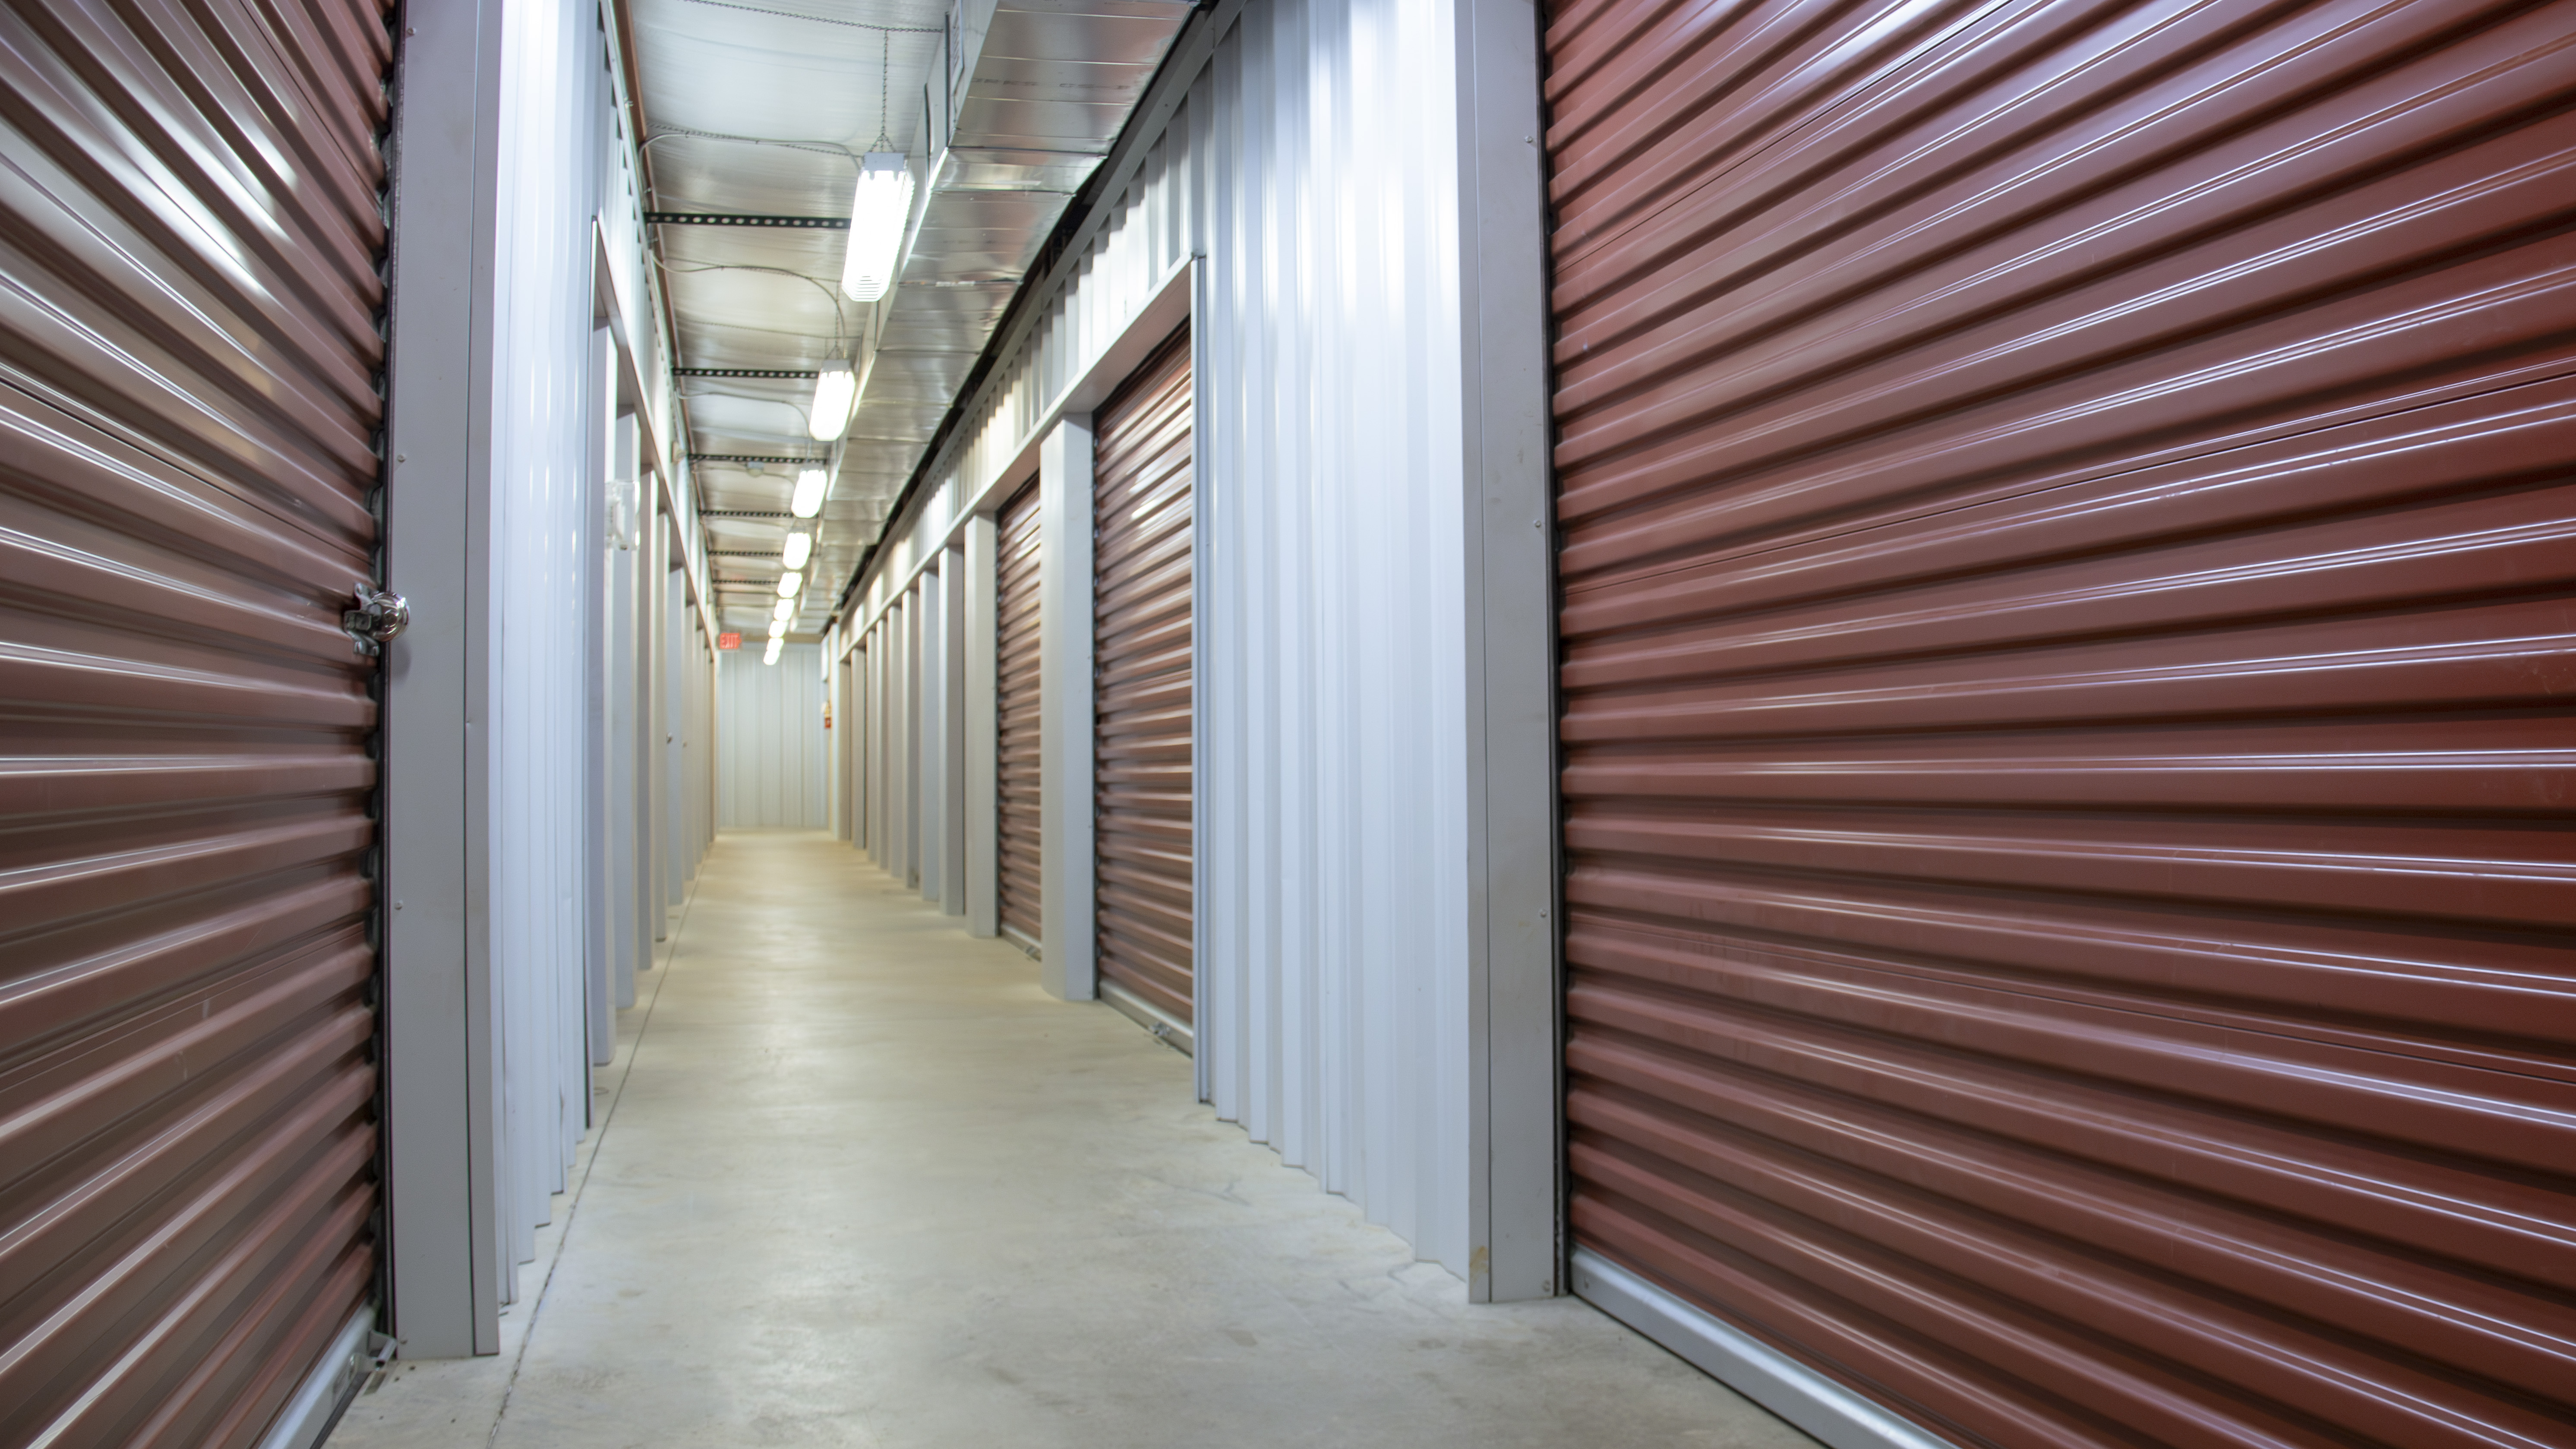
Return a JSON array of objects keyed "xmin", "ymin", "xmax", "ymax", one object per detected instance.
[
  {"xmin": 1099, "ymin": 979, "xmax": 1193, "ymax": 1056},
  {"xmin": 251, "ymin": 1307, "xmax": 376, "ymax": 1449},
  {"xmin": 1571, "ymin": 1249, "xmax": 1964, "ymax": 1449}
]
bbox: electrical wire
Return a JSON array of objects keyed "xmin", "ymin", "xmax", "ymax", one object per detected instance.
[
  {"xmin": 872, "ymin": 29, "xmax": 896, "ymax": 152},
  {"xmin": 642, "ymin": 125, "xmax": 862, "ymax": 169},
  {"xmin": 676, "ymin": 395, "xmax": 815, "ymax": 435},
  {"xmin": 650, "ymin": 255, "xmax": 854, "ymax": 350},
  {"xmin": 677, "ymin": 0, "xmax": 941, "ymax": 33}
]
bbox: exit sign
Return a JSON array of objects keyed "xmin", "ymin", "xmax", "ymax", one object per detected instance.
[{"xmin": 717, "ymin": 632, "xmax": 741, "ymax": 651}]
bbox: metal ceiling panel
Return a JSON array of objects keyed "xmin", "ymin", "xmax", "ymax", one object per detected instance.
[
  {"xmin": 879, "ymin": 314, "xmax": 1011, "ymax": 351},
  {"xmin": 941, "ymin": 148, "xmax": 1095, "ymax": 192},
  {"xmin": 630, "ymin": 2, "xmax": 939, "ymax": 151},
  {"xmin": 647, "ymin": 138, "xmax": 853, "ymax": 215},
  {"xmin": 952, "ymin": 95, "xmax": 1128, "ymax": 151},
  {"xmin": 982, "ymin": 8, "xmax": 1184, "ymax": 69},
  {"xmin": 624, "ymin": 0, "xmax": 1191, "ymax": 633},
  {"xmin": 973, "ymin": 52, "xmax": 1153, "ymax": 95}
]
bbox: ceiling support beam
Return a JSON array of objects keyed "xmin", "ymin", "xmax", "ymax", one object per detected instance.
[{"xmin": 644, "ymin": 211, "xmax": 849, "ymax": 228}]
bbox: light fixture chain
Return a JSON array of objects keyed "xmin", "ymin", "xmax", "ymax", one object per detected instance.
[{"xmin": 871, "ymin": 30, "xmax": 895, "ymax": 155}]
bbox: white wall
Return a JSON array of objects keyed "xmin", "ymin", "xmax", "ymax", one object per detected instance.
[
  {"xmin": 721, "ymin": 644, "xmax": 828, "ymax": 827},
  {"xmin": 838, "ymin": 0, "xmax": 1556, "ymax": 1294}
]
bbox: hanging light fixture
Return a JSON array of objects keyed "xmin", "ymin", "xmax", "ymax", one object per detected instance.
[
  {"xmin": 839, "ymin": 155, "xmax": 913, "ymax": 304},
  {"xmin": 772, "ymin": 597, "xmax": 796, "ymax": 622},
  {"xmin": 763, "ymin": 637, "xmax": 783, "ymax": 666},
  {"xmin": 789, "ymin": 466, "xmax": 828, "ymax": 519},
  {"xmin": 776, "ymin": 571, "xmax": 802, "ymax": 599},
  {"xmin": 780, "ymin": 531, "xmax": 813, "ymax": 570},
  {"xmin": 841, "ymin": 34, "xmax": 914, "ymax": 304},
  {"xmin": 808, "ymin": 360, "xmax": 857, "ymax": 442},
  {"xmin": 769, "ymin": 617, "xmax": 789, "ymax": 639}
]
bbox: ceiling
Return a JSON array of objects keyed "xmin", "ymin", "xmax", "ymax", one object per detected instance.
[{"xmin": 624, "ymin": 0, "xmax": 1193, "ymax": 643}]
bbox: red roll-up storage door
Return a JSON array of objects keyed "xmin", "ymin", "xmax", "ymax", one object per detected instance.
[
  {"xmin": 0, "ymin": 0, "xmax": 390, "ymax": 1444},
  {"xmin": 1544, "ymin": 1, "xmax": 2576, "ymax": 1445},
  {"xmin": 1091, "ymin": 329, "xmax": 1195, "ymax": 1045},
  {"xmin": 997, "ymin": 480, "xmax": 1045, "ymax": 955}
]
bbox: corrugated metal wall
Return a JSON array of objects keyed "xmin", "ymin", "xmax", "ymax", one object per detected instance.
[
  {"xmin": 849, "ymin": 0, "xmax": 1478, "ymax": 1272},
  {"xmin": 721, "ymin": 644, "xmax": 827, "ymax": 828},
  {"xmin": 484, "ymin": 0, "xmax": 646, "ymax": 1303},
  {"xmin": 1092, "ymin": 330, "xmax": 1196, "ymax": 1031},
  {"xmin": 997, "ymin": 483, "xmax": 1045, "ymax": 953},
  {"xmin": 0, "ymin": 0, "xmax": 389, "ymax": 1439},
  {"xmin": 1544, "ymin": 0, "xmax": 2576, "ymax": 1444}
]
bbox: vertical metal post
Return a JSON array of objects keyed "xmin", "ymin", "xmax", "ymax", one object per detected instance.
[
  {"xmin": 605, "ymin": 411, "xmax": 640, "ymax": 1010},
  {"xmin": 827, "ymin": 631, "xmax": 846, "ymax": 840},
  {"xmin": 919, "ymin": 560, "xmax": 946, "ymax": 904},
  {"xmin": 906, "ymin": 593, "xmax": 924, "ymax": 887},
  {"xmin": 869, "ymin": 619, "xmax": 887, "ymax": 865},
  {"xmin": 665, "ymin": 564, "xmax": 687, "ymax": 908},
  {"xmin": 381, "ymin": 0, "xmax": 505, "ymax": 1359},
  {"xmin": 942, "ymin": 540, "xmax": 972, "ymax": 919},
  {"xmin": 963, "ymin": 515, "xmax": 999, "ymax": 936},
  {"xmin": 646, "ymin": 499, "xmax": 669, "ymax": 940},
  {"xmin": 1456, "ymin": 0, "xmax": 1561, "ymax": 1304},
  {"xmin": 889, "ymin": 597, "xmax": 913, "ymax": 886},
  {"xmin": 584, "ymin": 324, "xmax": 615, "ymax": 1070}
]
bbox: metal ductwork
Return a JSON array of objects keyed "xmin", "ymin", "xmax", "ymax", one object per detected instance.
[{"xmin": 622, "ymin": 0, "xmax": 1191, "ymax": 641}]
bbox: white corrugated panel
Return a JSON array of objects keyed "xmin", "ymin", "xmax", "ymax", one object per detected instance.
[
  {"xmin": 855, "ymin": 0, "xmax": 1474, "ymax": 1275},
  {"xmin": 487, "ymin": 0, "xmax": 609, "ymax": 1299},
  {"xmin": 720, "ymin": 644, "xmax": 829, "ymax": 827},
  {"xmin": 1194, "ymin": 0, "xmax": 1471, "ymax": 1275}
]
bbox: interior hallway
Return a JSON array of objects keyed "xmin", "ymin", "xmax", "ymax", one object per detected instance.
[{"xmin": 327, "ymin": 831, "xmax": 1816, "ymax": 1449}]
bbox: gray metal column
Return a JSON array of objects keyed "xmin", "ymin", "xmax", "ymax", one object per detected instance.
[
  {"xmin": 605, "ymin": 414, "xmax": 641, "ymax": 1010},
  {"xmin": 665, "ymin": 562, "xmax": 687, "ymax": 907},
  {"xmin": 381, "ymin": 0, "xmax": 505, "ymax": 1359},
  {"xmin": 941, "ymin": 543, "xmax": 970, "ymax": 917},
  {"xmin": 963, "ymin": 517, "xmax": 999, "ymax": 936},
  {"xmin": 919, "ymin": 560, "xmax": 946, "ymax": 904},
  {"xmin": 583, "ymin": 323, "xmax": 615, "ymax": 1070},
  {"xmin": 1455, "ymin": 0, "xmax": 1561, "ymax": 1305},
  {"xmin": 647, "ymin": 499, "xmax": 669, "ymax": 938}
]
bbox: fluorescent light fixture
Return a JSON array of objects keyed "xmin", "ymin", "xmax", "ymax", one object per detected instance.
[
  {"xmin": 762, "ymin": 637, "xmax": 783, "ymax": 666},
  {"xmin": 776, "ymin": 571, "xmax": 802, "ymax": 598},
  {"xmin": 780, "ymin": 531, "xmax": 813, "ymax": 570},
  {"xmin": 789, "ymin": 467, "xmax": 827, "ymax": 519},
  {"xmin": 839, "ymin": 152, "xmax": 914, "ymax": 303},
  {"xmin": 772, "ymin": 597, "xmax": 796, "ymax": 622},
  {"xmin": 808, "ymin": 360, "xmax": 856, "ymax": 442},
  {"xmin": 768, "ymin": 617, "xmax": 788, "ymax": 639}
]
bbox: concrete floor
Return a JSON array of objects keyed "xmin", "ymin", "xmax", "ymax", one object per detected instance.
[{"xmin": 328, "ymin": 830, "xmax": 1818, "ymax": 1449}]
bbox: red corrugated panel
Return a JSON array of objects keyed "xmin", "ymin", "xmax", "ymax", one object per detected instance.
[
  {"xmin": 0, "ymin": 0, "xmax": 387, "ymax": 1443},
  {"xmin": 1091, "ymin": 329, "xmax": 1194, "ymax": 1031},
  {"xmin": 1544, "ymin": 0, "xmax": 2576, "ymax": 1443},
  {"xmin": 997, "ymin": 480, "xmax": 1045, "ymax": 955}
]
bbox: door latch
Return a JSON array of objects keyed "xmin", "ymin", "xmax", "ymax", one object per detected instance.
[{"xmin": 343, "ymin": 584, "xmax": 410, "ymax": 657}]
